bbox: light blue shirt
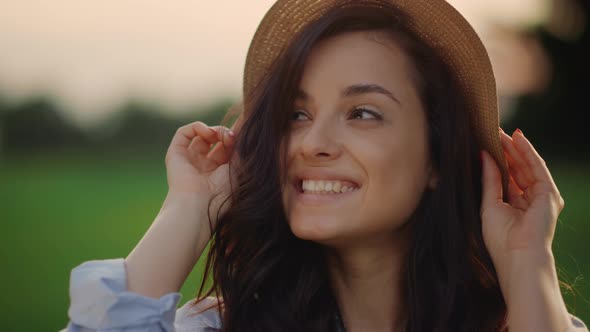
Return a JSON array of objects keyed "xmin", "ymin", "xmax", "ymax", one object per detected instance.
[
  {"xmin": 62, "ymin": 259, "xmax": 221, "ymax": 331},
  {"xmin": 62, "ymin": 258, "xmax": 588, "ymax": 331}
]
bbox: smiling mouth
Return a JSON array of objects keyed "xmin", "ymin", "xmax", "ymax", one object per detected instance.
[{"xmin": 296, "ymin": 179, "xmax": 360, "ymax": 195}]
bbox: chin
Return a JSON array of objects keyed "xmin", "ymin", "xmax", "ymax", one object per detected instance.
[
  {"xmin": 287, "ymin": 215, "xmax": 362, "ymax": 248},
  {"xmin": 288, "ymin": 213, "xmax": 410, "ymax": 250},
  {"xmin": 288, "ymin": 215, "xmax": 342, "ymax": 242}
]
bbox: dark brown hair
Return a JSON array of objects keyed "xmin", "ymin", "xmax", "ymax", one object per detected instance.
[{"xmin": 195, "ymin": 3, "xmax": 507, "ymax": 331}]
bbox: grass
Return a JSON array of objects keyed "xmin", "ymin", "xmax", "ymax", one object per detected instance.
[{"xmin": 0, "ymin": 152, "xmax": 588, "ymax": 331}]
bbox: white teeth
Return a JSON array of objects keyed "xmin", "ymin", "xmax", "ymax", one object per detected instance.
[
  {"xmin": 318, "ymin": 180, "xmax": 325, "ymax": 191},
  {"xmin": 311, "ymin": 181, "xmax": 318, "ymax": 191},
  {"xmin": 301, "ymin": 179, "xmax": 358, "ymax": 194},
  {"xmin": 333, "ymin": 181, "xmax": 341, "ymax": 192}
]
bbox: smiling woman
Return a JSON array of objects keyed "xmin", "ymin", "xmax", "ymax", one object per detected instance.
[{"xmin": 61, "ymin": 1, "xmax": 588, "ymax": 332}]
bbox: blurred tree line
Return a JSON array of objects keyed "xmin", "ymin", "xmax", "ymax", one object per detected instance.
[{"xmin": 0, "ymin": 94, "xmax": 234, "ymax": 158}]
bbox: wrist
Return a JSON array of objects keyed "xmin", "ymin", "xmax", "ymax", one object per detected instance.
[
  {"xmin": 495, "ymin": 246, "xmax": 553, "ymax": 280},
  {"xmin": 508, "ymin": 246, "xmax": 554, "ymax": 271},
  {"xmin": 164, "ymin": 190, "xmax": 210, "ymax": 205},
  {"xmin": 496, "ymin": 248, "xmax": 571, "ymax": 332},
  {"xmin": 497, "ymin": 247, "xmax": 556, "ymax": 300},
  {"xmin": 160, "ymin": 191, "xmax": 213, "ymax": 240},
  {"xmin": 162, "ymin": 190, "xmax": 211, "ymax": 215}
]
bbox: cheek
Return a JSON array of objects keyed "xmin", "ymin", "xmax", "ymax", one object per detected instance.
[
  {"xmin": 281, "ymin": 141, "xmax": 297, "ymax": 211},
  {"xmin": 281, "ymin": 135, "xmax": 298, "ymax": 171},
  {"xmin": 365, "ymin": 169, "xmax": 428, "ymax": 228},
  {"xmin": 361, "ymin": 138, "xmax": 430, "ymax": 227}
]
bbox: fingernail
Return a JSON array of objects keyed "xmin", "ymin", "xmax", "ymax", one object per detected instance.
[
  {"xmin": 228, "ymin": 130, "xmax": 235, "ymax": 137},
  {"xmin": 515, "ymin": 128, "xmax": 524, "ymax": 136},
  {"xmin": 499, "ymin": 127, "xmax": 504, "ymax": 133}
]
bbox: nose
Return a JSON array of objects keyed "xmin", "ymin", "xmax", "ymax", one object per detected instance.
[{"xmin": 299, "ymin": 119, "xmax": 342, "ymax": 162}]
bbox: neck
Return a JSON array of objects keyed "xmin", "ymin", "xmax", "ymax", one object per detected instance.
[{"xmin": 325, "ymin": 232, "xmax": 408, "ymax": 332}]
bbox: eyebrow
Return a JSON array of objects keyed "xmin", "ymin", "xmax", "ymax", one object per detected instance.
[{"xmin": 296, "ymin": 83, "xmax": 401, "ymax": 105}]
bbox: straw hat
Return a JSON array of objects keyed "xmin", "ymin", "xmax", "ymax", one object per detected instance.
[{"xmin": 241, "ymin": 0, "xmax": 509, "ymax": 192}]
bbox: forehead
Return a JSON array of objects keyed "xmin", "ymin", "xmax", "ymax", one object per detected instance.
[{"xmin": 300, "ymin": 30, "xmax": 415, "ymax": 88}]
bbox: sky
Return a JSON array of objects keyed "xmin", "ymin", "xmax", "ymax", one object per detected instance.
[{"xmin": 0, "ymin": 0, "xmax": 556, "ymax": 127}]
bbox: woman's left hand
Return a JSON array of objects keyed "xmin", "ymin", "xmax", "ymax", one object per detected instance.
[
  {"xmin": 480, "ymin": 128, "xmax": 574, "ymax": 332},
  {"xmin": 481, "ymin": 128, "xmax": 564, "ymax": 269}
]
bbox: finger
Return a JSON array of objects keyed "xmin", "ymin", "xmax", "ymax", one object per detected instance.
[
  {"xmin": 187, "ymin": 136, "xmax": 211, "ymax": 155},
  {"xmin": 171, "ymin": 121, "xmax": 218, "ymax": 149},
  {"xmin": 506, "ymin": 175, "xmax": 529, "ymax": 210},
  {"xmin": 208, "ymin": 127, "xmax": 236, "ymax": 166},
  {"xmin": 511, "ymin": 129, "xmax": 555, "ymax": 186},
  {"xmin": 506, "ymin": 153, "xmax": 533, "ymax": 192},
  {"xmin": 208, "ymin": 126, "xmax": 235, "ymax": 145},
  {"xmin": 183, "ymin": 135, "xmax": 223, "ymax": 173},
  {"xmin": 499, "ymin": 129, "xmax": 534, "ymax": 189},
  {"xmin": 481, "ymin": 150, "xmax": 503, "ymax": 208}
]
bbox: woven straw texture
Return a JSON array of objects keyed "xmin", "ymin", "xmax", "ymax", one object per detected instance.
[{"xmin": 242, "ymin": 0, "xmax": 509, "ymax": 192}]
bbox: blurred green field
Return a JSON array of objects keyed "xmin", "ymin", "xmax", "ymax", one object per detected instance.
[{"xmin": 0, "ymin": 152, "xmax": 588, "ymax": 331}]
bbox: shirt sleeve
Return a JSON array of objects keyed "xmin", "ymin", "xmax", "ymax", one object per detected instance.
[{"xmin": 62, "ymin": 258, "xmax": 182, "ymax": 332}]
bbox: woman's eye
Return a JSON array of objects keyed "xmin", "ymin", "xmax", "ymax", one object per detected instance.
[
  {"xmin": 349, "ymin": 107, "xmax": 383, "ymax": 120},
  {"xmin": 292, "ymin": 110, "xmax": 310, "ymax": 121}
]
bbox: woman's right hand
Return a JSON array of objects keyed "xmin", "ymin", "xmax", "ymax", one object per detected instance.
[
  {"xmin": 125, "ymin": 121, "xmax": 238, "ymax": 298},
  {"xmin": 164, "ymin": 121, "xmax": 237, "ymax": 221}
]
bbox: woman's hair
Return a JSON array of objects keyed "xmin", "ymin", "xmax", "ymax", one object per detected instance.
[{"xmin": 194, "ymin": 3, "xmax": 507, "ymax": 331}]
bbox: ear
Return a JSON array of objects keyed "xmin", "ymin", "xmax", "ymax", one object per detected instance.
[{"xmin": 427, "ymin": 164, "xmax": 439, "ymax": 189}]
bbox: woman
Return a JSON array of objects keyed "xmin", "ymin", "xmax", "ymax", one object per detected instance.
[{"xmin": 63, "ymin": 0, "xmax": 588, "ymax": 331}]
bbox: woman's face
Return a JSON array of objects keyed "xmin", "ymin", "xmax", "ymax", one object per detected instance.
[{"xmin": 282, "ymin": 30, "xmax": 437, "ymax": 247}]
